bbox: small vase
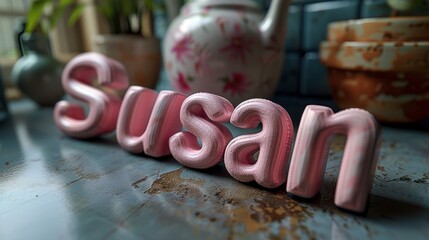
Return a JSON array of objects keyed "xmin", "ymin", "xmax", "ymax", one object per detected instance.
[{"xmin": 11, "ymin": 33, "xmax": 64, "ymax": 106}]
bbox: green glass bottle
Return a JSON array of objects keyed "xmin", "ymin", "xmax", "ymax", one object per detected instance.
[{"xmin": 11, "ymin": 33, "xmax": 64, "ymax": 106}]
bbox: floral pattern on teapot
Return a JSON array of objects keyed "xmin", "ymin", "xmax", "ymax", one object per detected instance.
[{"xmin": 164, "ymin": 0, "xmax": 290, "ymax": 105}]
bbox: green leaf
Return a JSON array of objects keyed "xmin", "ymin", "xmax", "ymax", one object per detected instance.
[
  {"xmin": 48, "ymin": 5, "xmax": 66, "ymax": 29},
  {"xmin": 41, "ymin": 18, "xmax": 50, "ymax": 34},
  {"xmin": 68, "ymin": 3, "xmax": 85, "ymax": 26},
  {"xmin": 153, "ymin": 1, "xmax": 166, "ymax": 11},
  {"xmin": 121, "ymin": 0, "xmax": 137, "ymax": 15},
  {"xmin": 98, "ymin": 0, "xmax": 114, "ymax": 18},
  {"xmin": 60, "ymin": 0, "xmax": 74, "ymax": 7},
  {"xmin": 143, "ymin": 0, "xmax": 155, "ymax": 11},
  {"xmin": 25, "ymin": 0, "xmax": 52, "ymax": 33}
]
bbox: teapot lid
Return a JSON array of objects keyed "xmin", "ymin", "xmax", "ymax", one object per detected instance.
[{"xmin": 190, "ymin": 0, "xmax": 260, "ymax": 10}]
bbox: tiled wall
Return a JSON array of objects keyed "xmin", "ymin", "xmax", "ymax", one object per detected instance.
[
  {"xmin": 271, "ymin": 0, "xmax": 429, "ymax": 98},
  {"xmin": 154, "ymin": 0, "xmax": 427, "ymax": 99}
]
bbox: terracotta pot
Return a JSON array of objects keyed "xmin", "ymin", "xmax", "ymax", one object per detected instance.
[
  {"xmin": 328, "ymin": 16, "xmax": 429, "ymax": 42},
  {"xmin": 320, "ymin": 41, "xmax": 429, "ymax": 71},
  {"xmin": 95, "ymin": 35, "xmax": 161, "ymax": 89},
  {"xmin": 320, "ymin": 17, "xmax": 429, "ymax": 123}
]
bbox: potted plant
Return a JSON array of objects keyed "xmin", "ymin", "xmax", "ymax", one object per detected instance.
[
  {"xmin": 93, "ymin": 0, "xmax": 162, "ymax": 89},
  {"xmin": 25, "ymin": 0, "xmax": 85, "ymax": 34},
  {"xmin": 319, "ymin": 0, "xmax": 429, "ymax": 123},
  {"xmin": 26, "ymin": 0, "xmax": 163, "ymax": 89}
]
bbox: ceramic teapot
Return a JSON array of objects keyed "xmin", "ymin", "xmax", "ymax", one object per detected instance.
[{"xmin": 163, "ymin": 0, "xmax": 291, "ymax": 105}]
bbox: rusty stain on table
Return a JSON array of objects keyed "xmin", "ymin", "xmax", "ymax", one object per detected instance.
[
  {"xmin": 144, "ymin": 168, "xmax": 314, "ymax": 239},
  {"xmin": 1, "ymin": 99, "xmax": 429, "ymax": 239}
]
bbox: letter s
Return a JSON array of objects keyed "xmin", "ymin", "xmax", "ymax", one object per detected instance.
[
  {"xmin": 169, "ymin": 93, "xmax": 234, "ymax": 169},
  {"xmin": 54, "ymin": 53, "xmax": 129, "ymax": 138}
]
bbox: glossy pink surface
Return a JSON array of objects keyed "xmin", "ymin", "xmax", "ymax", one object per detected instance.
[
  {"xmin": 54, "ymin": 53, "xmax": 381, "ymax": 213},
  {"xmin": 286, "ymin": 105, "xmax": 380, "ymax": 212},
  {"xmin": 116, "ymin": 87, "xmax": 186, "ymax": 157},
  {"xmin": 224, "ymin": 99, "xmax": 294, "ymax": 188},
  {"xmin": 169, "ymin": 93, "xmax": 234, "ymax": 169},
  {"xmin": 54, "ymin": 52, "xmax": 129, "ymax": 139}
]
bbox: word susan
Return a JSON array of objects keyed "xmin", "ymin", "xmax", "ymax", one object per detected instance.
[{"xmin": 54, "ymin": 53, "xmax": 380, "ymax": 213}]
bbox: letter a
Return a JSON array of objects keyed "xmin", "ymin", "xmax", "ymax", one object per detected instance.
[
  {"xmin": 286, "ymin": 105, "xmax": 380, "ymax": 212},
  {"xmin": 224, "ymin": 99, "xmax": 294, "ymax": 188}
]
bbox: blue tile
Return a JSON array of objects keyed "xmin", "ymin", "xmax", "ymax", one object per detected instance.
[
  {"xmin": 257, "ymin": 0, "xmax": 270, "ymax": 12},
  {"xmin": 303, "ymin": 1, "xmax": 359, "ymax": 51},
  {"xmin": 154, "ymin": 10, "xmax": 168, "ymax": 39},
  {"xmin": 362, "ymin": 0, "xmax": 429, "ymax": 18},
  {"xmin": 276, "ymin": 53, "xmax": 300, "ymax": 95},
  {"xmin": 285, "ymin": 5, "xmax": 302, "ymax": 51},
  {"xmin": 253, "ymin": 0, "xmax": 270, "ymax": 11},
  {"xmin": 300, "ymin": 52, "xmax": 330, "ymax": 97},
  {"xmin": 399, "ymin": 4, "xmax": 429, "ymax": 16},
  {"xmin": 361, "ymin": 0, "xmax": 391, "ymax": 18}
]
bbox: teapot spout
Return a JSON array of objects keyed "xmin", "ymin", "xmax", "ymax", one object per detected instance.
[{"xmin": 260, "ymin": 0, "xmax": 291, "ymax": 50}]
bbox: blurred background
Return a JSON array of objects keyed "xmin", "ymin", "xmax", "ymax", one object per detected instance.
[{"xmin": 0, "ymin": 0, "xmax": 428, "ymax": 113}]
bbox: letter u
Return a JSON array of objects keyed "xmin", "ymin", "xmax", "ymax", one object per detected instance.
[{"xmin": 116, "ymin": 87, "xmax": 186, "ymax": 157}]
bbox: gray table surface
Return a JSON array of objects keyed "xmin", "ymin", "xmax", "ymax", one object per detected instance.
[{"xmin": 1, "ymin": 82, "xmax": 429, "ymax": 239}]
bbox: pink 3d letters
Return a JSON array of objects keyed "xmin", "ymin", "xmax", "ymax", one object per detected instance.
[
  {"xmin": 169, "ymin": 93, "xmax": 234, "ymax": 169},
  {"xmin": 224, "ymin": 99, "xmax": 294, "ymax": 188},
  {"xmin": 55, "ymin": 53, "xmax": 382, "ymax": 213},
  {"xmin": 286, "ymin": 105, "xmax": 380, "ymax": 212},
  {"xmin": 54, "ymin": 52, "xmax": 129, "ymax": 138},
  {"xmin": 116, "ymin": 87, "xmax": 186, "ymax": 157}
]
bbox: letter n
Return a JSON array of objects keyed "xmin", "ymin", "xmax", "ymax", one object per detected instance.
[{"xmin": 286, "ymin": 105, "xmax": 380, "ymax": 212}]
